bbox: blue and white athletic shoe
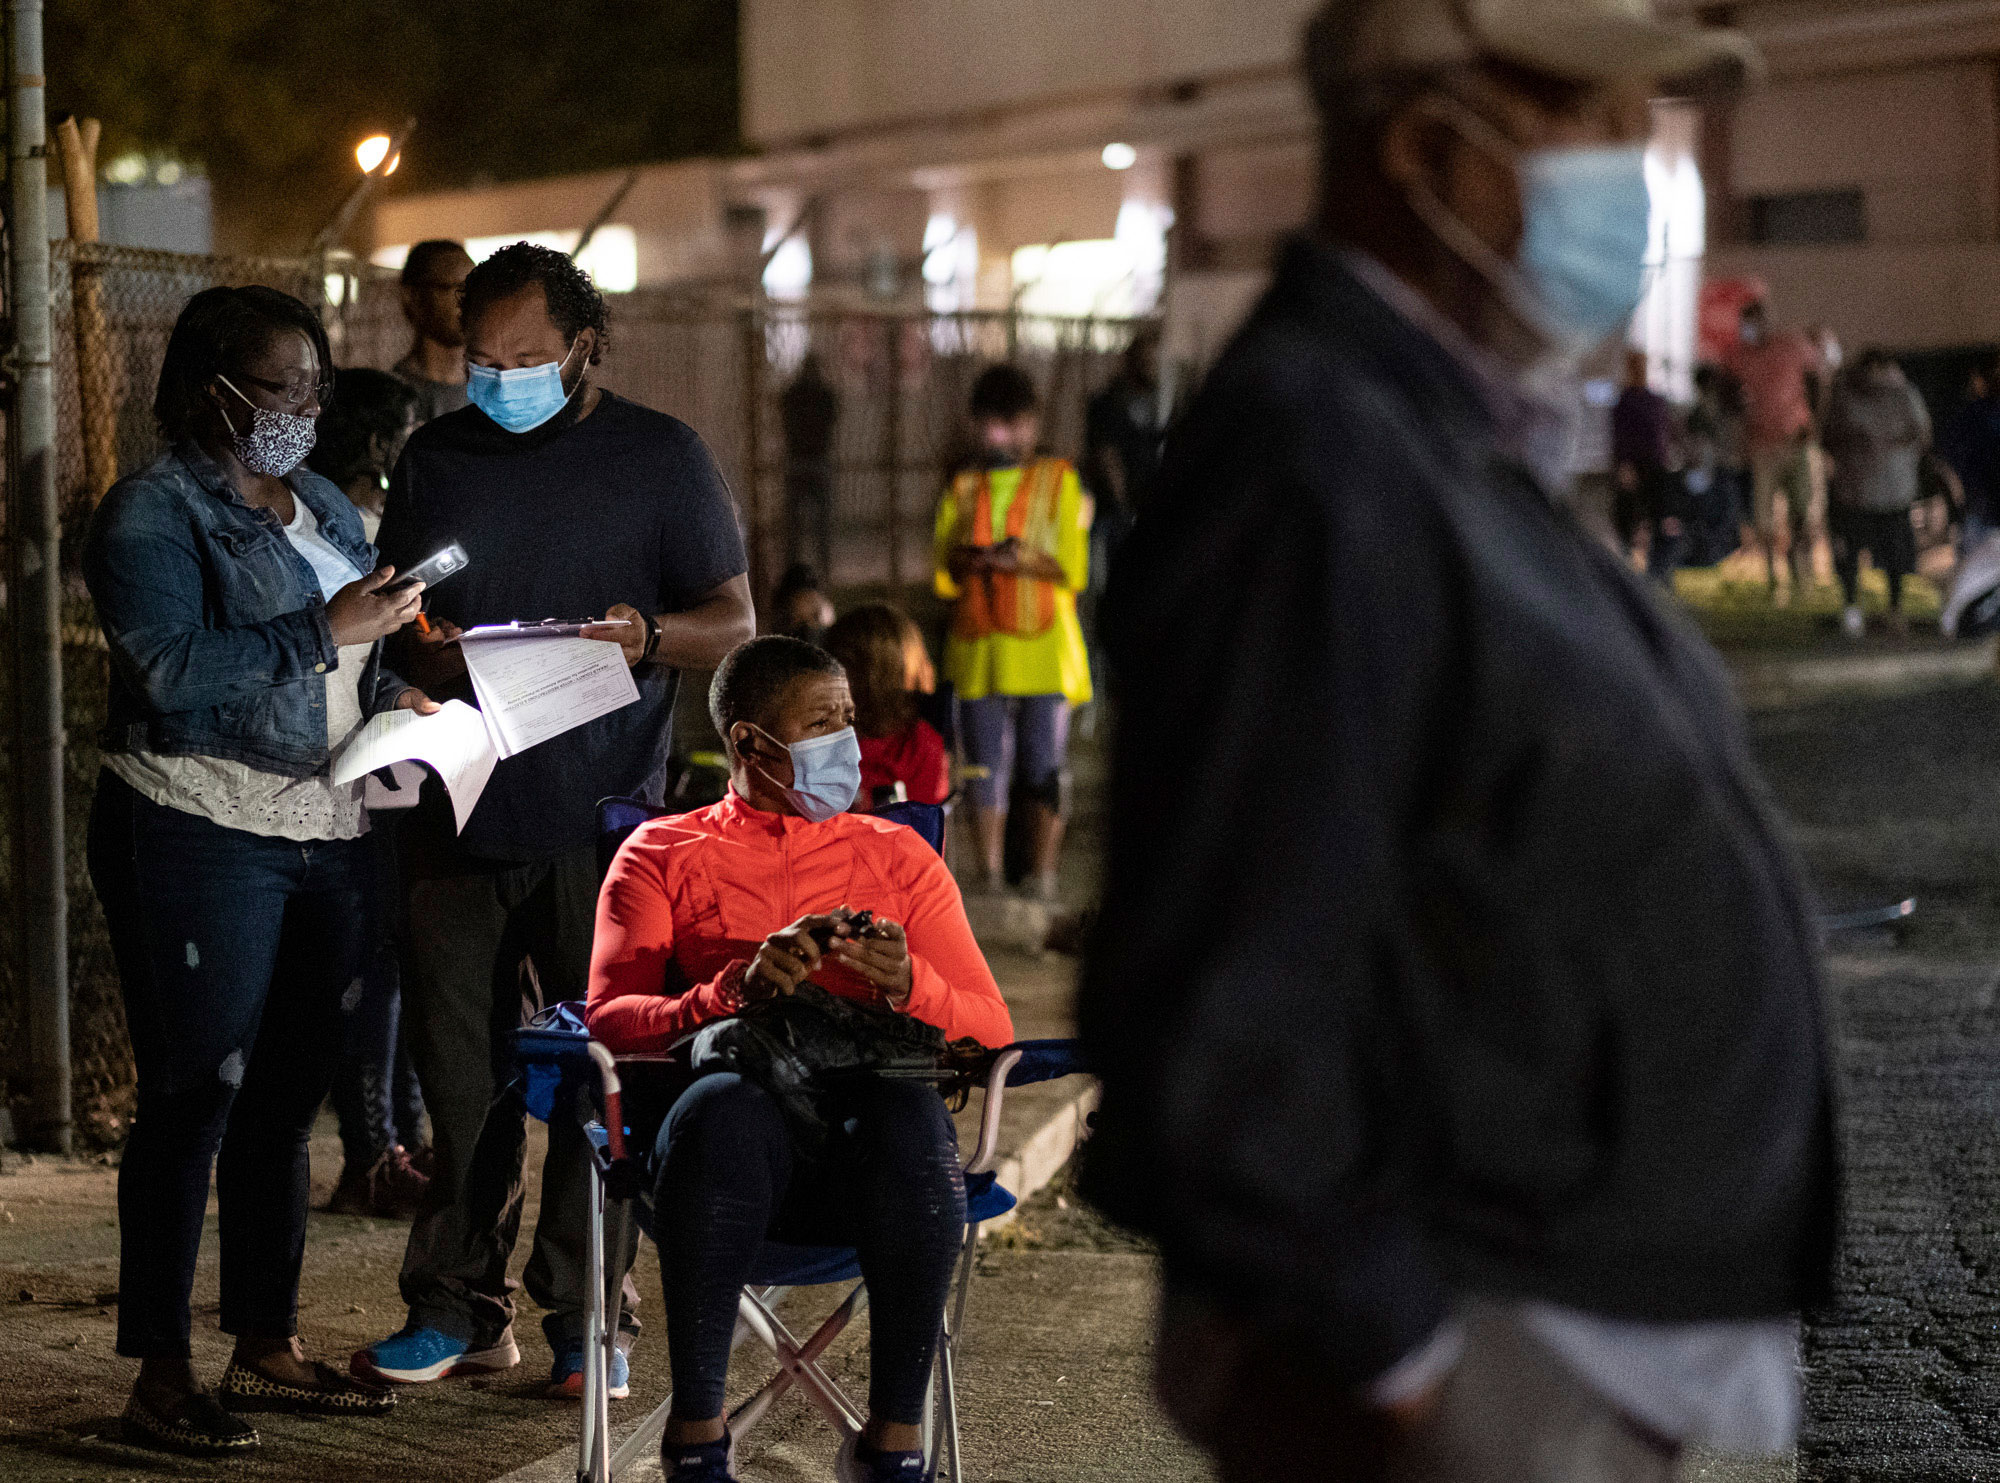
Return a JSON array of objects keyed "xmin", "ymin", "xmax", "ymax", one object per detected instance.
[
  {"xmin": 350, "ymin": 1325, "xmax": 520, "ymax": 1384},
  {"xmin": 548, "ymin": 1341, "xmax": 630, "ymax": 1400}
]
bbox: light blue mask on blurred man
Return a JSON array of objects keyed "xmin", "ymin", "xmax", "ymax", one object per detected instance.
[
  {"xmin": 466, "ymin": 337, "xmax": 583, "ymax": 433},
  {"xmin": 1405, "ymin": 99, "xmax": 1653, "ymax": 360},
  {"xmin": 1514, "ymin": 143, "xmax": 1653, "ymax": 350}
]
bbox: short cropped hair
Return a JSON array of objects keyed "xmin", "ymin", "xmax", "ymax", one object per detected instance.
[
  {"xmin": 306, "ymin": 368, "xmax": 419, "ymax": 488},
  {"xmin": 460, "ymin": 241, "xmax": 609, "ymax": 363},
  {"xmin": 709, "ymin": 635, "xmax": 846, "ymax": 742},
  {"xmin": 969, "ymin": 363, "xmax": 1039, "ymax": 421},
  {"xmin": 400, "ymin": 238, "xmax": 471, "ymax": 288},
  {"xmin": 153, "ymin": 285, "xmax": 334, "ymax": 442}
]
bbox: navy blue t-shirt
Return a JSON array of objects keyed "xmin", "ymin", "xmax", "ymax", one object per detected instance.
[{"xmin": 378, "ymin": 390, "xmax": 746, "ymax": 861}]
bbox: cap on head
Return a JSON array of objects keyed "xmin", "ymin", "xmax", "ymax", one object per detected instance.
[{"xmin": 1307, "ymin": 0, "xmax": 1760, "ymax": 100}]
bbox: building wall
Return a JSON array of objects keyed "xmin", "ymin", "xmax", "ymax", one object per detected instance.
[
  {"xmin": 742, "ymin": 0, "xmax": 1322, "ymax": 146},
  {"xmin": 1710, "ymin": 1, "xmax": 2000, "ymax": 352}
]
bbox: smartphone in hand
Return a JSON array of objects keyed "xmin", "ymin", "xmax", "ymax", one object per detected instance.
[{"xmin": 381, "ymin": 542, "xmax": 470, "ymax": 596}]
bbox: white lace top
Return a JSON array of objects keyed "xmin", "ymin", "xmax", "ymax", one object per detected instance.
[{"xmin": 106, "ymin": 496, "xmax": 375, "ymax": 842}]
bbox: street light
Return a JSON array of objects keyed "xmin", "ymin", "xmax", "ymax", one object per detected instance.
[
  {"xmin": 356, "ymin": 133, "xmax": 400, "ymax": 176},
  {"xmin": 1102, "ymin": 142, "xmax": 1138, "ymax": 171}
]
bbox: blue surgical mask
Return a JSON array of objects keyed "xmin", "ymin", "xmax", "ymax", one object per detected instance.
[
  {"xmin": 757, "ymin": 725, "xmax": 862, "ymax": 822},
  {"xmin": 467, "ymin": 338, "xmax": 583, "ymax": 433},
  {"xmin": 1515, "ymin": 144, "xmax": 1652, "ymax": 350},
  {"xmin": 1405, "ymin": 100, "xmax": 1653, "ymax": 360}
]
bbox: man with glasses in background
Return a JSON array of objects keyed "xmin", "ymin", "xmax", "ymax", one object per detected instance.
[{"xmin": 393, "ymin": 239, "xmax": 475, "ymax": 423}]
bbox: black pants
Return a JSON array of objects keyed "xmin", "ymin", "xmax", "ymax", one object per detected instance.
[
  {"xmin": 1830, "ymin": 504, "xmax": 1916, "ymax": 607},
  {"xmin": 87, "ymin": 770, "xmax": 369, "ymax": 1358},
  {"xmin": 395, "ymin": 824, "xmax": 639, "ymax": 1351},
  {"xmin": 651, "ymin": 1074, "xmax": 966, "ymax": 1424}
]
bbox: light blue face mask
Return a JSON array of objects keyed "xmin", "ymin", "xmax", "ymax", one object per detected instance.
[
  {"xmin": 1405, "ymin": 100, "xmax": 1653, "ymax": 359},
  {"xmin": 1515, "ymin": 144, "xmax": 1653, "ymax": 350},
  {"xmin": 467, "ymin": 337, "xmax": 583, "ymax": 433},
  {"xmin": 757, "ymin": 725, "xmax": 862, "ymax": 822}
]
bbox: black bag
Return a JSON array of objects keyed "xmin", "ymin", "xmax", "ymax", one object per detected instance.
[{"xmin": 687, "ymin": 983, "xmax": 951, "ymax": 1153}]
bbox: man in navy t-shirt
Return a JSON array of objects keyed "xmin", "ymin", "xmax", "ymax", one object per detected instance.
[{"xmin": 358, "ymin": 243, "xmax": 753, "ymax": 1396}]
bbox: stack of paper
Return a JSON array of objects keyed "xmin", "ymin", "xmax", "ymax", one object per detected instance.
[{"xmin": 333, "ymin": 629, "xmax": 641, "ymax": 832}]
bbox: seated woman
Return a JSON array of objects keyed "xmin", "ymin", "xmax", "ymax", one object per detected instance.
[
  {"xmin": 823, "ymin": 604, "xmax": 949, "ymax": 811},
  {"xmin": 83, "ymin": 286, "xmax": 435, "ymax": 1453},
  {"xmin": 586, "ymin": 636, "xmax": 1013, "ymax": 1483}
]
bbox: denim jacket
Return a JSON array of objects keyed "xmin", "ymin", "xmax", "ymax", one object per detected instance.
[{"xmin": 84, "ymin": 443, "xmax": 408, "ymax": 779}]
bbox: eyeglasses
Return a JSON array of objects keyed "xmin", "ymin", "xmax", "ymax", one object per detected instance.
[{"xmin": 235, "ymin": 371, "xmax": 328, "ymax": 412}]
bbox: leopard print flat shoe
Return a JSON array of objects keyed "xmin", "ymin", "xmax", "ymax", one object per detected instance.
[
  {"xmin": 218, "ymin": 1358, "xmax": 396, "ymax": 1415},
  {"xmin": 122, "ymin": 1390, "xmax": 260, "ymax": 1455}
]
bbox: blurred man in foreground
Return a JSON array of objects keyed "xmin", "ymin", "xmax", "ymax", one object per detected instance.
[{"xmin": 1081, "ymin": 3, "xmax": 1838, "ymax": 1480}]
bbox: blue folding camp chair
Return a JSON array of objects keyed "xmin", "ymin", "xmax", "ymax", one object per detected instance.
[{"xmin": 512, "ymin": 1010, "xmax": 1082, "ymax": 1483}]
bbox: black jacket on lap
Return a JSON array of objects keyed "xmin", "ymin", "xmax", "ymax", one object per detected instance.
[{"xmin": 1079, "ymin": 238, "xmax": 1839, "ymax": 1386}]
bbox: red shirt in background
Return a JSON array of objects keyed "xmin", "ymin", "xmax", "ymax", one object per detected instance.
[
  {"xmin": 1729, "ymin": 330, "xmax": 1823, "ymax": 452},
  {"xmin": 586, "ymin": 789, "xmax": 1013, "ymax": 1052},
  {"xmin": 858, "ymin": 718, "xmax": 950, "ymax": 807}
]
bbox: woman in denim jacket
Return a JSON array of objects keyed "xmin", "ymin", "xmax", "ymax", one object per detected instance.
[{"xmin": 82, "ymin": 286, "xmax": 438, "ymax": 1454}]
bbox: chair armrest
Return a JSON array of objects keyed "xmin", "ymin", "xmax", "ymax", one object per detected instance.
[
  {"xmin": 585, "ymin": 1041, "xmax": 626, "ymax": 1162},
  {"xmin": 965, "ymin": 1048, "xmax": 1023, "ymax": 1176}
]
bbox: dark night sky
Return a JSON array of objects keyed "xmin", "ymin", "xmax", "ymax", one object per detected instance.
[{"xmin": 46, "ymin": 1, "xmax": 741, "ymax": 252}]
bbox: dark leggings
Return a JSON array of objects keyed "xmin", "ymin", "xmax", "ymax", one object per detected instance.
[{"xmin": 651, "ymin": 1074, "xmax": 966, "ymax": 1424}]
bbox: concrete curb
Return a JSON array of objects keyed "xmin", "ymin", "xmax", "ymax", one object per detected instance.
[{"xmin": 978, "ymin": 1080, "xmax": 1097, "ymax": 1235}]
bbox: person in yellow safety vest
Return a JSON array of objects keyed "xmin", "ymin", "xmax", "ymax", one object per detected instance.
[{"xmin": 933, "ymin": 364, "xmax": 1092, "ymax": 902}]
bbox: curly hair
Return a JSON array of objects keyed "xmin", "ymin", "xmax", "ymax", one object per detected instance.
[
  {"xmin": 460, "ymin": 241, "xmax": 609, "ymax": 363},
  {"xmin": 153, "ymin": 285, "xmax": 334, "ymax": 442}
]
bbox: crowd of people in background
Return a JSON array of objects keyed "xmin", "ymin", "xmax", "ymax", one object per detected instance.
[{"xmin": 1610, "ymin": 293, "xmax": 1986, "ymax": 644}]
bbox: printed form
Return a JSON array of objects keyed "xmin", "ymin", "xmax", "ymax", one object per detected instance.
[{"xmin": 333, "ymin": 629, "xmax": 639, "ymax": 831}]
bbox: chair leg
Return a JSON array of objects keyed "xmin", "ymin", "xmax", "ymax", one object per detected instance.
[
  {"xmin": 934, "ymin": 1222, "xmax": 980, "ymax": 1483},
  {"xmin": 579, "ymin": 1160, "xmax": 612, "ymax": 1483},
  {"xmin": 732, "ymin": 1285, "xmax": 868, "ymax": 1438}
]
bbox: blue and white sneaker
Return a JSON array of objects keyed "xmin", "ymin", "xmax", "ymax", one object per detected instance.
[
  {"xmin": 548, "ymin": 1341, "xmax": 630, "ymax": 1400},
  {"xmin": 350, "ymin": 1325, "xmax": 519, "ymax": 1384},
  {"xmin": 664, "ymin": 1434, "xmax": 735, "ymax": 1482}
]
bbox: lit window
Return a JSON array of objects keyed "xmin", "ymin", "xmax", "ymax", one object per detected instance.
[
  {"xmin": 1010, "ymin": 199, "xmax": 1170, "ymax": 318},
  {"xmin": 763, "ymin": 233, "xmax": 813, "ymax": 301}
]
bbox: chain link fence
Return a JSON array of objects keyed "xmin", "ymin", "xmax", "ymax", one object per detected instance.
[{"xmin": 6, "ymin": 238, "xmax": 1151, "ymax": 1139}]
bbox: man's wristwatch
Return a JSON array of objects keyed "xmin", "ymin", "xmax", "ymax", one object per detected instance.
[{"xmin": 639, "ymin": 612, "xmax": 661, "ymax": 665}]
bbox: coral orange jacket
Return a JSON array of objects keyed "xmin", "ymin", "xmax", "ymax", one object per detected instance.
[{"xmin": 586, "ymin": 789, "xmax": 1014, "ymax": 1052}]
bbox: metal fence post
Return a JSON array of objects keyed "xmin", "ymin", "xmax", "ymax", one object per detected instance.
[
  {"xmin": 741, "ymin": 305, "xmax": 768, "ymax": 603},
  {"xmin": 882, "ymin": 318, "xmax": 903, "ymax": 588},
  {"xmin": 7, "ymin": 0, "xmax": 71, "ymax": 1154}
]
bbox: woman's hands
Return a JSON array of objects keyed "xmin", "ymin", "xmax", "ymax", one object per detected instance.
[
  {"xmin": 744, "ymin": 914, "xmax": 840, "ymax": 1001},
  {"xmin": 741, "ymin": 910, "xmax": 913, "ymax": 1007},
  {"xmin": 393, "ymin": 686, "xmax": 441, "ymax": 716},
  {"xmin": 327, "ymin": 567, "xmax": 424, "ymax": 647},
  {"xmin": 830, "ymin": 916, "xmax": 912, "ymax": 1006}
]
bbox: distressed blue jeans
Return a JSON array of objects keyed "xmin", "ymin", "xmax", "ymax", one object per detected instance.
[{"xmin": 88, "ymin": 768, "xmax": 370, "ymax": 1358}]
